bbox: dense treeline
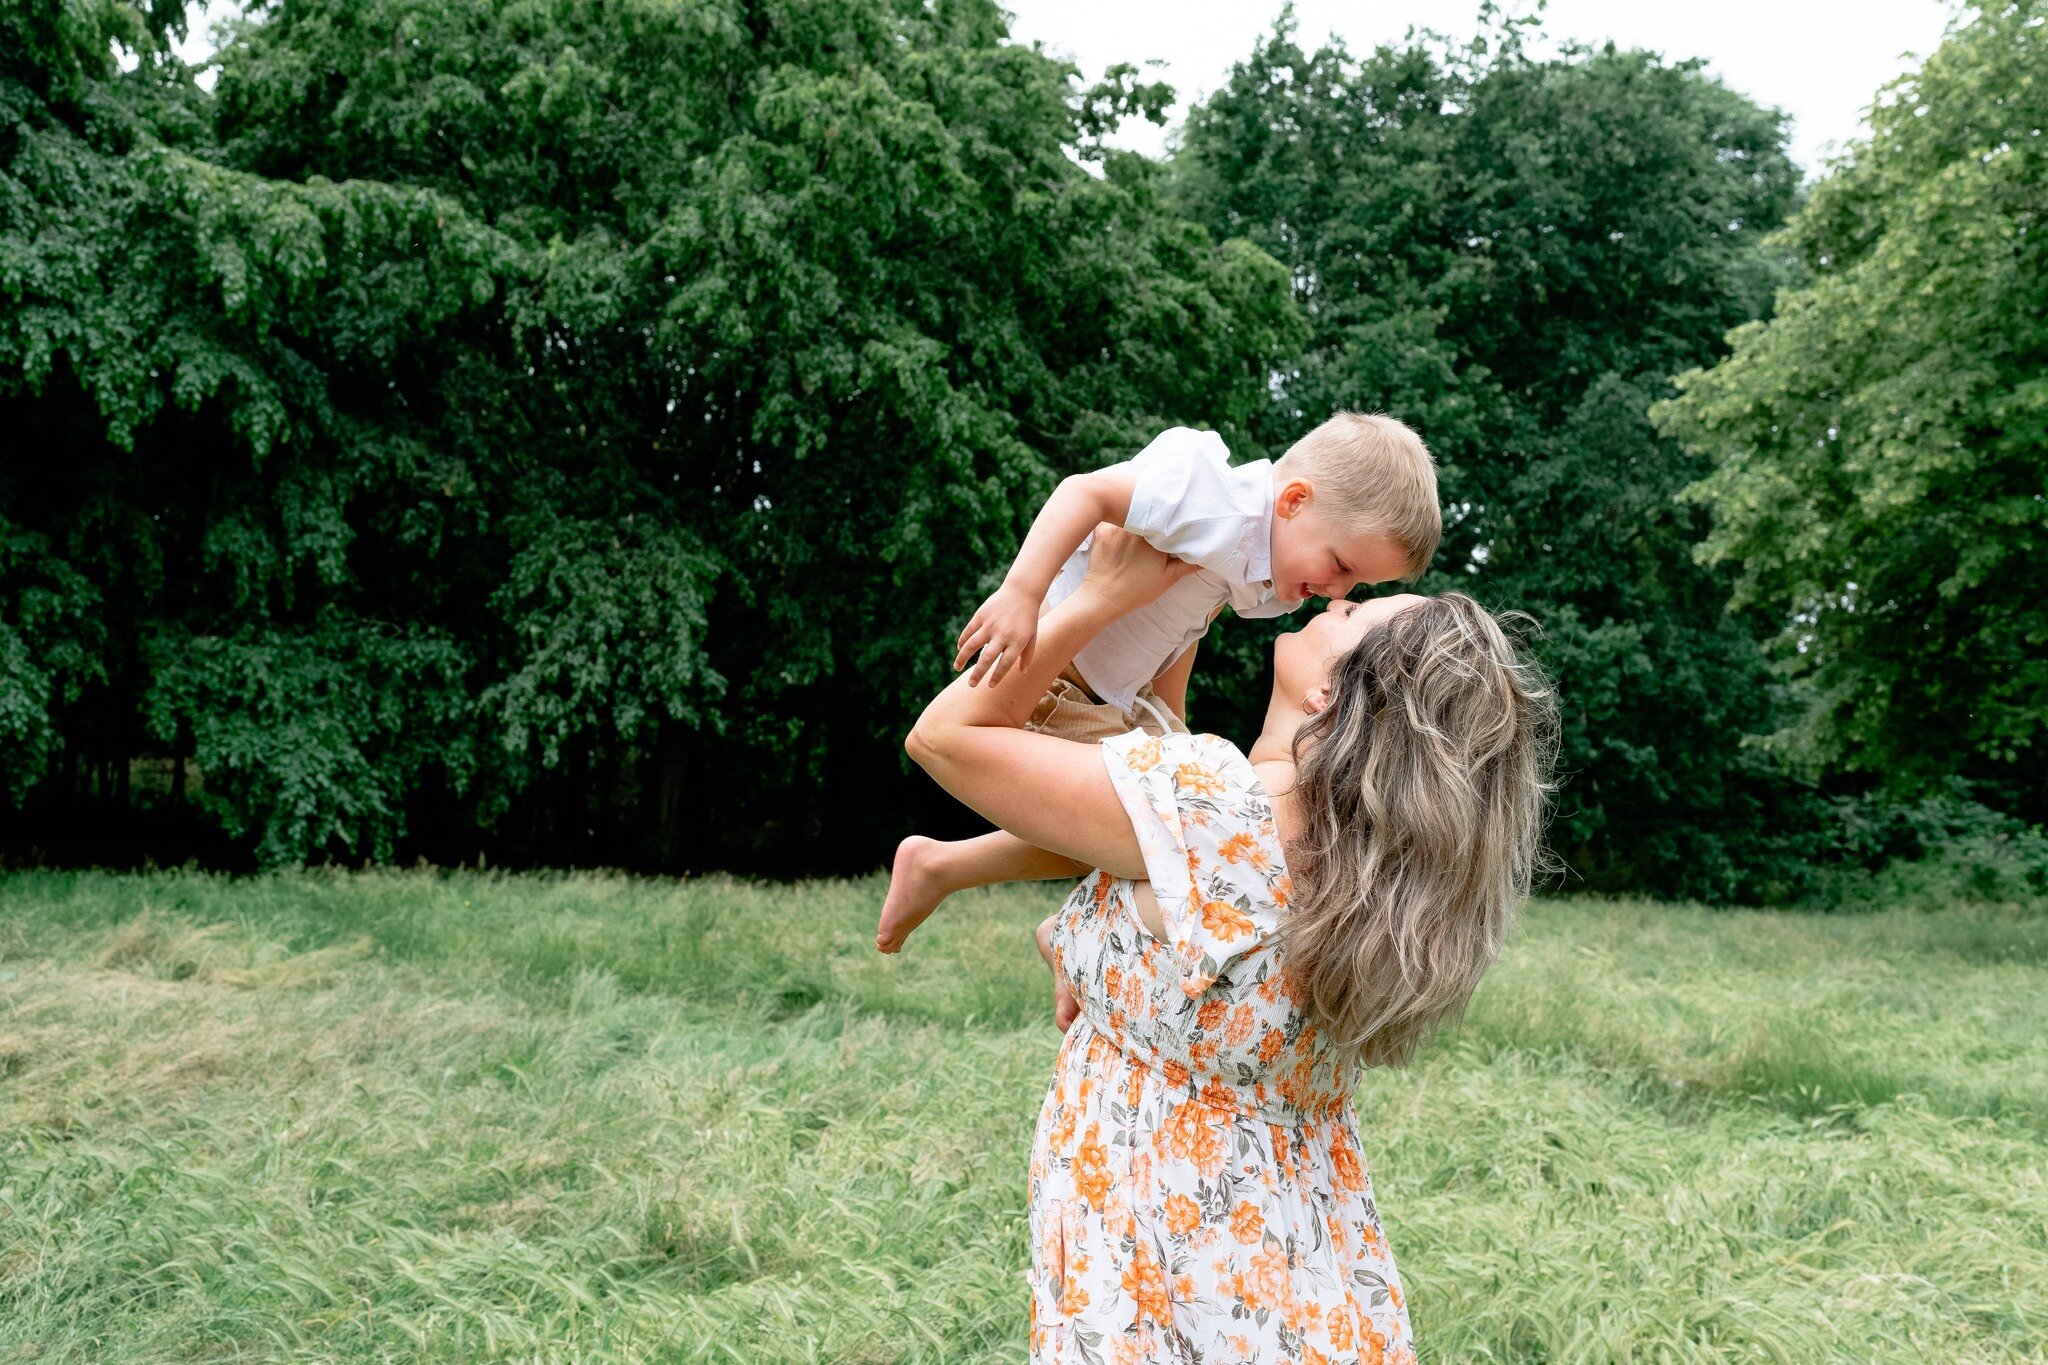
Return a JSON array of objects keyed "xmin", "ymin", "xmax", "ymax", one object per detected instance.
[{"xmin": 1, "ymin": 0, "xmax": 2042, "ymax": 900}]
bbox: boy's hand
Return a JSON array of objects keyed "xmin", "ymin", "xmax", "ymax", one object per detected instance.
[{"xmin": 954, "ymin": 583, "xmax": 1040, "ymax": 686}]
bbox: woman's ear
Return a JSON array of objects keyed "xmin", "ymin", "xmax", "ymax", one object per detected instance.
[{"xmin": 1304, "ymin": 683, "xmax": 1330, "ymax": 716}]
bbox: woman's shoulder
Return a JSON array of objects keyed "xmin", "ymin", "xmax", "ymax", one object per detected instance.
[{"xmin": 1099, "ymin": 729, "xmax": 1290, "ymax": 996}]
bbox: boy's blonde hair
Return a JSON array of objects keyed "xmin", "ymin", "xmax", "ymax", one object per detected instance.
[{"xmin": 1274, "ymin": 412, "xmax": 1442, "ymax": 580}]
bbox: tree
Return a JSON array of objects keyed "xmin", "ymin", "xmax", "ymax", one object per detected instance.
[
  {"xmin": 1656, "ymin": 1, "xmax": 2048, "ymax": 822},
  {"xmin": 1173, "ymin": 13, "xmax": 1819, "ymax": 898},
  {"xmin": 2, "ymin": 0, "xmax": 509, "ymax": 860},
  {"xmin": 1, "ymin": 0, "xmax": 1302, "ymax": 868}
]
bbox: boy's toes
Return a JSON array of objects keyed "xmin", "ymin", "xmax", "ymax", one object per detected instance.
[{"xmin": 876, "ymin": 835, "xmax": 944, "ymax": 954}]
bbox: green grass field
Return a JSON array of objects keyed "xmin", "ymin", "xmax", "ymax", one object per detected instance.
[{"xmin": 0, "ymin": 871, "xmax": 2043, "ymax": 1362}]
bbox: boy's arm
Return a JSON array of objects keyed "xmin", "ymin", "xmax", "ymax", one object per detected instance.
[
  {"xmin": 955, "ymin": 464, "xmax": 1140, "ymax": 686},
  {"xmin": 1149, "ymin": 642, "xmax": 1197, "ymax": 723}
]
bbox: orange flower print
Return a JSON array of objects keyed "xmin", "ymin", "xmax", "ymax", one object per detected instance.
[
  {"xmin": 1200, "ymin": 899, "xmax": 1256, "ymax": 942},
  {"xmin": 1174, "ymin": 762, "xmax": 1226, "ymax": 796},
  {"xmin": 1164, "ymin": 1192, "xmax": 1202, "ymax": 1238},
  {"xmin": 1272, "ymin": 874, "xmax": 1293, "ymax": 906},
  {"xmin": 1224, "ymin": 1002, "xmax": 1258, "ymax": 1046},
  {"xmin": 1121, "ymin": 1241, "xmax": 1171, "ymax": 1325},
  {"xmin": 1329, "ymin": 1305, "xmax": 1356, "ymax": 1351},
  {"xmin": 1228, "ymin": 1201, "xmax": 1264, "ymax": 1244},
  {"xmin": 1330, "ymin": 1134, "xmax": 1367, "ymax": 1194},
  {"xmin": 1105, "ymin": 965, "xmax": 1123, "ymax": 1000},
  {"xmin": 1250, "ymin": 1244, "xmax": 1290, "ymax": 1308},
  {"xmin": 1074, "ymin": 1124, "xmax": 1112, "ymax": 1208},
  {"xmin": 1162, "ymin": 1101, "xmax": 1227, "ymax": 1177},
  {"xmin": 1124, "ymin": 737, "xmax": 1164, "ymax": 772},
  {"xmin": 1163, "ymin": 1057, "xmax": 1191, "ymax": 1088},
  {"xmin": 1187, "ymin": 1113, "xmax": 1226, "ymax": 1177},
  {"xmin": 1259, "ymin": 1026, "xmax": 1287, "ymax": 1063},
  {"xmin": 1304, "ymin": 1348, "xmax": 1333, "ymax": 1365},
  {"xmin": 1217, "ymin": 831, "xmax": 1268, "ymax": 867},
  {"xmin": 1196, "ymin": 999, "xmax": 1228, "ymax": 1031}
]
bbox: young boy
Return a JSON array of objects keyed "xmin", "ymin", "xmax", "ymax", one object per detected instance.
[{"xmin": 876, "ymin": 412, "xmax": 1441, "ymax": 954}]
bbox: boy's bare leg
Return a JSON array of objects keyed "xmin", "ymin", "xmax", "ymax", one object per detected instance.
[{"xmin": 876, "ymin": 829, "xmax": 1089, "ymax": 953}]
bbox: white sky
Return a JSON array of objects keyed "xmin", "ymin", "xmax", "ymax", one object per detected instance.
[
  {"xmin": 1004, "ymin": 0, "xmax": 1960, "ymax": 177},
  {"xmin": 174, "ymin": 1, "xmax": 1960, "ymax": 179}
]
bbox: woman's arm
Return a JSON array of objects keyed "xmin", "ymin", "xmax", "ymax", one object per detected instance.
[{"xmin": 910, "ymin": 528, "xmax": 1193, "ymax": 878}]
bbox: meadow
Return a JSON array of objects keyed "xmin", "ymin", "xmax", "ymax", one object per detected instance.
[{"xmin": 0, "ymin": 870, "xmax": 2043, "ymax": 1362}]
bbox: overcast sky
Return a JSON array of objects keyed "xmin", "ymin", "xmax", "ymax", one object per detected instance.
[
  {"xmin": 175, "ymin": 1, "xmax": 1960, "ymax": 179},
  {"xmin": 1004, "ymin": 0, "xmax": 1960, "ymax": 177}
]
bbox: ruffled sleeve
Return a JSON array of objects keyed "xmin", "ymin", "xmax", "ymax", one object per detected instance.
[{"xmin": 1099, "ymin": 729, "xmax": 1290, "ymax": 996}]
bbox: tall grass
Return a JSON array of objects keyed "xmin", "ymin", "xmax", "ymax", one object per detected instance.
[{"xmin": 0, "ymin": 871, "xmax": 2043, "ymax": 1361}]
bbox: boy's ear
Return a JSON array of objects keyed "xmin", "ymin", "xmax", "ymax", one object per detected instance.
[{"xmin": 1275, "ymin": 479, "xmax": 1313, "ymax": 519}]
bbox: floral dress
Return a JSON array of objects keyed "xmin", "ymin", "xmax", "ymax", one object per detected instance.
[{"xmin": 1030, "ymin": 730, "xmax": 1415, "ymax": 1365}]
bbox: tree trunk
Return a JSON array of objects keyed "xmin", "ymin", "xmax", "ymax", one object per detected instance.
[{"xmin": 653, "ymin": 717, "xmax": 696, "ymax": 873}]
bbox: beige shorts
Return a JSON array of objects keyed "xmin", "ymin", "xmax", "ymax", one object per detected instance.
[{"xmin": 1026, "ymin": 666, "xmax": 1190, "ymax": 743}]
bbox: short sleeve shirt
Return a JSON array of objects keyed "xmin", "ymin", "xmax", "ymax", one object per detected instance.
[{"xmin": 1046, "ymin": 428, "xmax": 1294, "ymax": 713}]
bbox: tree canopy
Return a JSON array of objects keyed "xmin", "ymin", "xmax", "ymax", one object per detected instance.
[
  {"xmin": 2, "ymin": 0, "xmax": 1298, "ymax": 868},
  {"xmin": 1170, "ymin": 14, "xmax": 1820, "ymax": 899},
  {"xmin": 1656, "ymin": 0, "xmax": 2048, "ymax": 823},
  {"xmin": 1, "ymin": 0, "xmax": 2039, "ymax": 897}
]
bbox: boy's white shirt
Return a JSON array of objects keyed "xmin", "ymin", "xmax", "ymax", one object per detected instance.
[{"xmin": 1046, "ymin": 427, "xmax": 1295, "ymax": 714}]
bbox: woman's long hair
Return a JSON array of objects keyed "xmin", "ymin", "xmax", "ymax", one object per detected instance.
[{"xmin": 1282, "ymin": 592, "xmax": 1559, "ymax": 1067}]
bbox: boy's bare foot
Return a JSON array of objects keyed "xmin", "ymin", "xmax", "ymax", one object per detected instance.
[{"xmin": 877, "ymin": 836, "xmax": 950, "ymax": 953}]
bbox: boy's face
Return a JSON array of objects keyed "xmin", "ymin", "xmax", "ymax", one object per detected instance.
[{"xmin": 1267, "ymin": 479, "xmax": 1413, "ymax": 605}]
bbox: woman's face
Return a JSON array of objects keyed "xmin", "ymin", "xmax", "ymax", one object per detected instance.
[{"xmin": 1274, "ymin": 593, "xmax": 1428, "ymax": 711}]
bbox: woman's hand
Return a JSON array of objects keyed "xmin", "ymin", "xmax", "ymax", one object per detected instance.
[{"xmin": 1077, "ymin": 524, "xmax": 1199, "ymax": 618}]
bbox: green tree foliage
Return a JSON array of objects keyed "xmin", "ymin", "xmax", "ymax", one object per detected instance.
[
  {"xmin": 1, "ymin": 0, "xmax": 507, "ymax": 860},
  {"xmin": 1172, "ymin": 13, "xmax": 1819, "ymax": 898},
  {"xmin": 0, "ymin": 0, "xmax": 1300, "ymax": 867},
  {"xmin": 1656, "ymin": 1, "xmax": 2048, "ymax": 822}
]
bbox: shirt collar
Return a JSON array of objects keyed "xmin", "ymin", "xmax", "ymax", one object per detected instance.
[{"xmin": 1230, "ymin": 458, "xmax": 1277, "ymax": 589}]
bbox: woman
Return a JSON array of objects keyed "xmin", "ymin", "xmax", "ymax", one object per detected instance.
[{"xmin": 908, "ymin": 527, "xmax": 1555, "ymax": 1362}]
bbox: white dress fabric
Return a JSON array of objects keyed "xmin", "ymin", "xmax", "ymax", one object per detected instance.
[{"xmin": 1029, "ymin": 730, "xmax": 1415, "ymax": 1364}]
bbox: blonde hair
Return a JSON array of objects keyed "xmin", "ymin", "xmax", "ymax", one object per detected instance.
[
  {"xmin": 1274, "ymin": 412, "xmax": 1442, "ymax": 580},
  {"xmin": 1282, "ymin": 592, "xmax": 1558, "ymax": 1068}
]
